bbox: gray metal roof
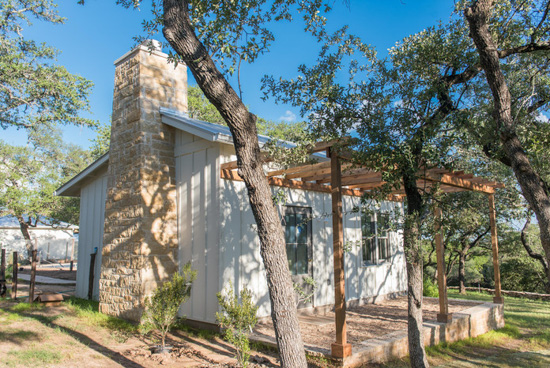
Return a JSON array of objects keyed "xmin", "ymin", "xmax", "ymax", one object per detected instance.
[
  {"xmin": 56, "ymin": 109, "xmax": 322, "ymax": 197},
  {"xmin": 160, "ymin": 107, "xmax": 280, "ymax": 148},
  {"xmin": 55, "ymin": 153, "xmax": 109, "ymax": 197}
]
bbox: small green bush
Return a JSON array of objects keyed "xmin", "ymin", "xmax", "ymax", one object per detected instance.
[
  {"xmin": 423, "ymin": 277, "xmax": 439, "ymax": 298},
  {"xmin": 216, "ymin": 284, "xmax": 258, "ymax": 368},
  {"xmin": 141, "ymin": 263, "xmax": 196, "ymax": 348},
  {"xmin": 294, "ymin": 276, "xmax": 317, "ymax": 304}
]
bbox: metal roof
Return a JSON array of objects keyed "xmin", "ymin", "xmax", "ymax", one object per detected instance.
[
  {"xmin": 160, "ymin": 107, "xmax": 305, "ymax": 151},
  {"xmin": 56, "ymin": 109, "xmax": 321, "ymax": 197},
  {"xmin": 55, "ymin": 153, "xmax": 109, "ymax": 197}
]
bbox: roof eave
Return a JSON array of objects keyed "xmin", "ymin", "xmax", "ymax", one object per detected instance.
[{"xmin": 55, "ymin": 153, "xmax": 110, "ymax": 197}]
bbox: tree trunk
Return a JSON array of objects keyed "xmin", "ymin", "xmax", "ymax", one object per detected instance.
[
  {"xmin": 465, "ymin": 0, "xmax": 550, "ymax": 293},
  {"xmin": 17, "ymin": 216, "xmax": 33, "ymax": 260},
  {"xmin": 403, "ymin": 173, "xmax": 429, "ymax": 368},
  {"xmin": 458, "ymin": 251, "xmax": 466, "ymax": 294},
  {"xmin": 162, "ymin": 2, "xmax": 307, "ymax": 367}
]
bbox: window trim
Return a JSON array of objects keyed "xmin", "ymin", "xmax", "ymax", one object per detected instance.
[
  {"xmin": 361, "ymin": 210, "xmax": 393, "ymax": 267},
  {"xmin": 283, "ymin": 205, "xmax": 313, "ymax": 276}
]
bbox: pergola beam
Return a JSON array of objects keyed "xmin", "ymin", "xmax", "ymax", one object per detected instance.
[
  {"xmin": 422, "ymin": 173, "xmax": 495, "ymax": 194},
  {"xmin": 266, "ymin": 160, "xmax": 331, "ymax": 178},
  {"xmin": 309, "ymin": 137, "xmax": 352, "ymax": 153},
  {"xmin": 223, "ymin": 156, "xmax": 501, "ymax": 196},
  {"xmin": 221, "ymin": 169, "xmax": 364, "ymax": 197}
]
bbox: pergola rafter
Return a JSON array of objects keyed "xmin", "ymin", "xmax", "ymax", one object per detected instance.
[{"xmin": 219, "ymin": 138, "xmax": 504, "ymax": 358}]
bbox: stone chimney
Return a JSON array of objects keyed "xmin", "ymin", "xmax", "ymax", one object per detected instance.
[{"xmin": 99, "ymin": 40, "xmax": 188, "ymax": 321}]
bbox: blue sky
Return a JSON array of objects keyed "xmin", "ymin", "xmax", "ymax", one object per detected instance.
[{"xmin": 3, "ymin": 0, "xmax": 456, "ymax": 149}]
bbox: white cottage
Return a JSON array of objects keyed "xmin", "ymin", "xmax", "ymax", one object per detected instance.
[{"xmin": 56, "ymin": 41, "xmax": 407, "ymax": 328}]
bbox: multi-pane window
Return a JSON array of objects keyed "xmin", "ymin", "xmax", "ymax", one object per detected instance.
[
  {"xmin": 362, "ymin": 211, "xmax": 391, "ymax": 265},
  {"xmin": 283, "ymin": 207, "xmax": 311, "ymax": 275}
]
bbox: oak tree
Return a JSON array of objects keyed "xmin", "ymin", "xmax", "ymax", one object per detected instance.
[
  {"xmin": 0, "ymin": 129, "xmax": 90, "ymax": 259},
  {"xmin": 463, "ymin": 0, "xmax": 550, "ymax": 294},
  {"xmin": 0, "ymin": 0, "xmax": 95, "ymax": 132}
]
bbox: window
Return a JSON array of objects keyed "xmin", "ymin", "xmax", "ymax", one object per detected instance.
[
  {"xmin": 362, "ymin": 211, "xmax": 391, "ymax": 265},
  {"xmin": 283, "ymin": 207, "xmax": 312, "ymax": 275}
]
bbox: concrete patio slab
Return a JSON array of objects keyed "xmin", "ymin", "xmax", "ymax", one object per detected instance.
[{"xmin": 251, "ymin": 300, "xmax": 504, "ymax": 367}]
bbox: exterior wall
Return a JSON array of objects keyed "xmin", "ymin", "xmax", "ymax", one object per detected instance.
[
  {"xmin": 0, "ymin": 228, "xmax": 76, "ymax": 261},
  {"xmin": 75, "ymin": 168, "xmax": 108, "ymax": 299},
  {"xmin": 218, "ymin": 144, "xmax": 272, "ymax": 318},
  {"xmin": 99, "ymin": 42, "xmax": 188, "ymax": 321},
  {"xmin": 175, "ymin": 131, "xmax": 220, "ymax": 324},
  {"xmin": 218, "ymin": 146, "xmax": 406, "ymax": 319},
  {"xmin": 342, "ymin": 196, "xmax": 407, "ymax": 303}
]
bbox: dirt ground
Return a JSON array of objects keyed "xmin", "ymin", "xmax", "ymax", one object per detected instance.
[
  {"xmin": 18, "ymin": 264, "xmax": 77, "ymax": 281},
  {"xmin": 0, "ymin": 298, "xmax": 279, "ymax": 368},
  {"xmin": 8, "ymin": 265, "xmax": 77, "ymax": 301},
  {"xmin": 254, "ymin": 297, "xmax": 482, "ymax": 354}
]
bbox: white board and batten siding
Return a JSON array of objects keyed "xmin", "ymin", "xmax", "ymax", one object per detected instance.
[
  {"xmin": 176, "ymin": 133, "xmax": 407, "ymax": 323},
  {"xmin": 341, "ymin": 197, "xmax": 406, "ymax": 302},
  {"xmin": 75, "ymin": 166, "xmax": 109, "ymax": 300},
  {"xmin": 217, "ymin": 146, "xmax": 407, "ymax": 319},
  {"xmin": 175, "ymin": 131, "xmax": 220, "ymax": 324}
]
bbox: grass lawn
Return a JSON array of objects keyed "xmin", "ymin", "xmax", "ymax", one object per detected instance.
[
  {"xmin": 1, "ymin": 291, "xmax": 548, "ymax": 367},
  {"xmin": 378, "ymin": 290, "xmax": 550, "ymax": 368}
]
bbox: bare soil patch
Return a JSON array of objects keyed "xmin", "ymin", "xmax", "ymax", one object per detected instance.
[
  {"xmin": 0, "ymin": 299, "xmax": 278, "ymax": 368},
  {"xmin": 18, "ymin": 264, "xmax": 77, "ymax": 281},
  {"xmin": 253, "ymin": 296, "xmax": 482, "ymax": 353},
  {"xmin": 7, "ymin": 279, "xmax": 75, "ymax": 302}
]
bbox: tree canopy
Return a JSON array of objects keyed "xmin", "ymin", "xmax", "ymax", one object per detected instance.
[
  {"xmin": 0, "ymin": 0, "xmax": 96, "ymax": 132},
  {"xmin": 0, "ymin": 128, "xmax": 90, "ymax": 257}
]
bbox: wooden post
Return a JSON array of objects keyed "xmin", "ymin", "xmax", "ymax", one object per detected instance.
[
  {"xmin": 29, "ymin": 250, "xmax": 37, "ymax": 303},
  {"xmin": 47, "ymin": 242, "xmax": 50, "ymax": 260},
  {"xmin": 488, "ymin": 193, "xmax": 503, "ymax": 304},
  {"xmin": 11, "ymin": 252, "xmax": 18, "ymax": 299},
  {"xmin": 329, "ymin": 148, "xmax": 352, "ymax": 358},
  {"xmin": 88, "ymin": 253, "xmax": 96, "ymax": 300},
  {"xmin": 70, "ymin": 260, "xmax": 74, "ymax": 272},
  {"xmin": 0, "ymin": 248, "xmax": 6, "ymax": 297},
  {"xmin": 70, "ymin": 238, "xmax": 75, "ymax": 261},
  {"xmin": 434, "ymin": 207, "xmax": 452, "ymax": 323}
]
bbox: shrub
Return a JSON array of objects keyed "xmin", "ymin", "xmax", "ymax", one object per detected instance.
[
  {"xmin": 294, "ymin": 276, "xmax": 317, "ymax": 304},
  {"xmin": 423, "ymin": 277, "xmax": 439, "ymax": 298},
  {"xmin": 141, "ymin": 263, "xmax": 196, "ymax": 348},
  {"xmin": 216, "ymin": 284, "xmax": 258, "ymax": 368}
]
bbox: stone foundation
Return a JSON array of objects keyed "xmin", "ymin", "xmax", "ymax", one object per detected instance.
[{"xmin": 99, "ymin": 41, "xmax": 188, "ymax": 321}]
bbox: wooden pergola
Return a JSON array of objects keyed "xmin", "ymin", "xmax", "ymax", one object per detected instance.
[{"xmin": 220, "ymin": 140, "xmax": 504, "ymax": 359}]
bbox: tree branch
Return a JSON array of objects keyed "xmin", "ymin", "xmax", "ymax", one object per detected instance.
[
  {"xmin": 521, "ymin": 215, "xmax": 549, "ymax": 273},
  {"xmin": 498, "ymin": 41, "xmax": 550, "ymax": 58}
]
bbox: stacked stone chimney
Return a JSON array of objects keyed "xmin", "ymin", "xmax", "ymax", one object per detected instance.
[{"xmin": 99, "ymin": 41, "xmax": 188, "ymax": 321}]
